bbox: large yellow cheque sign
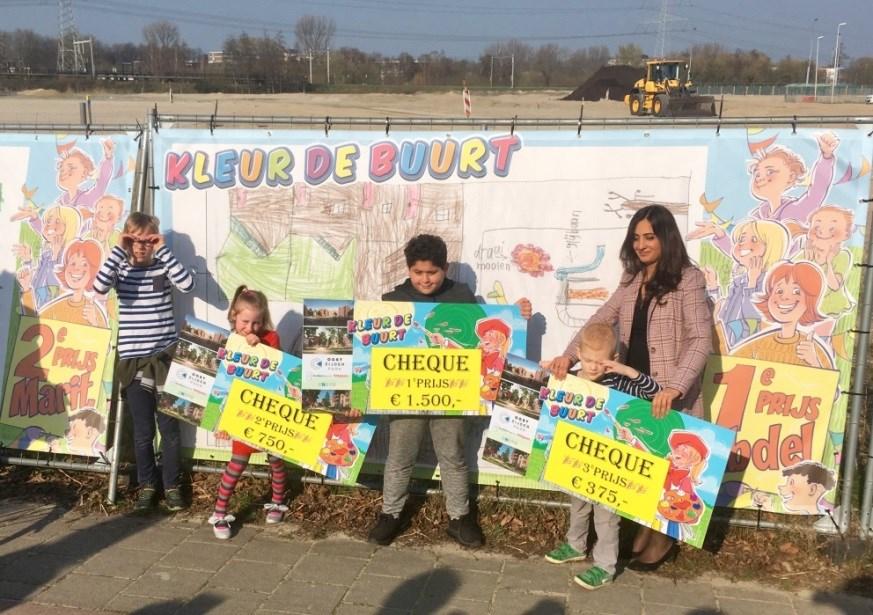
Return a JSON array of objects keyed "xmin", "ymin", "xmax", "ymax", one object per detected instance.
[
  {"xmin": 369, "ymin": 347, "xmax": 482, "ymax": 415},
  {"xmin": 218, "ymin": 379, "xmax": 332, "ymax": 468},
  {"xmin": 544, "ymin": 421, "xmax": 670, "ymax": 523}
]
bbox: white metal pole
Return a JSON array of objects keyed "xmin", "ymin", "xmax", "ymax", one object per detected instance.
[
  {"xmin": 326, "ymin": 48, "xmax": 330, "ymax": 84},
  {"xmin": 814, "ymin": 35, "xmax": 823, "ymax": 100},
  {"xmin": 510, "ymin": 54, "xmax": 515, "ymax": 89},
  {"xmin": 805, "ymin": 17, "xmax": 817, "ymax": 85},
  {"xmin": 831, "ymin": 22, "xmax": 846, "ymax": 103},
  {"xmin": 308, "ymin": 49, "xmax": 313, "ymax": 84}
]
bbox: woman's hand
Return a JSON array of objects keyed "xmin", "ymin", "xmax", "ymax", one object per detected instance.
[{"xmin": 651, "ymin": 387, "xmax": 681, "ymax": 419}]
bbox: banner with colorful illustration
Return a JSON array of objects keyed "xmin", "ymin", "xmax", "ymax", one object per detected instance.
[
  {"xmin": 535, "ymin": 375, "xmax": 735, "ymax": 548},
  {"xmin": 351, "ymin": 301, "xmax": 526, "ymax": 414},
  {"xmin": 152, "ymin": 128, "xmax": 871, "ymax": 499},
  {"xmin": 302, "ymin": 299, "xmax": 354, "ymax": 413},
  {"xmin": 0, "ymin": 317, "xmax": 111, "ymax": 457},
  {"xmin": 703, "ymin": 356, "xmax": 840, "ymax": 514},
  {"xmin": 159, "ymin": 316, "xmax": 230, "ymax": 427},
  {"xmin": 0, "ymin": 133, "xmax": 136, "ymax": 455}
]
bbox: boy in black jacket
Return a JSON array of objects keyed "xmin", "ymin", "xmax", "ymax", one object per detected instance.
[{"xmin": 368, "ymin": 234, "xmax": 531, "ymax": 547}]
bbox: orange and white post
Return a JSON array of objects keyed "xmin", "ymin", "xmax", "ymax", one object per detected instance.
[{"xmin": 463, "ymin": 83, "xmax": 472, "ymax": 118}]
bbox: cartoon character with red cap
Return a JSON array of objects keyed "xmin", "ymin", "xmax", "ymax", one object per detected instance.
[
  {"xmin": 657, "ymin": 431, "xmax": 710, "ymax": 533},
  {"xmin": 475, "ymin": 317, "xmax": 512, "ymax": 400}
]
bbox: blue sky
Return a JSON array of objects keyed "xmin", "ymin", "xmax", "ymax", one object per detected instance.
[{"xmin": 4, "ymin": 0, "xmax": 872, "ymax": 61}]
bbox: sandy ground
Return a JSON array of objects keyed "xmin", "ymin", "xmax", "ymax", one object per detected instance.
[{"xmin": 0, "ymin": 90, "xmax": 871, "ymax": 126}]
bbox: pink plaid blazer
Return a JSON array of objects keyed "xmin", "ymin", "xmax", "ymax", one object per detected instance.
[{"xmin": 564, "ymin": 266, "xmax": 713, "ymax": 416}]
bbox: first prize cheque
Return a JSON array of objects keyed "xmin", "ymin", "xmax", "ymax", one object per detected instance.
[
  {"xmin": 369, "ymin": 347, "xmax": 481, "ymax": 414},
  {"xmin": 218, "ymin": 379, "xmax": 332, "ymax": 467},
  {"xmin": 544, "ymin": 421, "xmax": 670, "ymax": 524}
]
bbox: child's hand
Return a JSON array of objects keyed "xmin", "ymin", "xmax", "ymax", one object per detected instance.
[
  {"xmin": 16, "ymin": 267, "xmax": 32, "ymax": 292},
  {"xmin": 602, "ymin": 359, "xmax": 638, "ymax": 379},
  {"xmin": 244, "ymin": 333, "xmax": 260, "ymax": 346},
  {"xmin": 12, "ymin": 243, "xmax": 32, "ymax": 262},
  {"xmin": 83, "ymin": 300, "xmax": 101, "ymax": 327},
  {"xmin": 515, "ymin": 297, "xmax": 532, "ymax": 319},
  {"xmin": 544, "ymin": 355, "xmax": 571, "ymax": 379},
  {"xmin": 702, "ymin": 265, "xmax": 719, "ymax": 291},
  {"xmin": 817, "ymin": 132, "xmax": 839, "ymax": 159},
  {"xmin": 102, "ymin": 138, "xmax": 115, "ymax": 160},
  {"xmin": 796, "ymin": 331, "xmax": 820, "ymax": 367},
  {"xmin": 149, "ymin": 234, "xmax": 165, "ymax": 250},
  {"xmin": 341, "ymin": 409, "xmax": 362, "ymax": 419}
]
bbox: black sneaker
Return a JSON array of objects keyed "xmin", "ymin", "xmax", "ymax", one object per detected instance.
[
  {"xmin": 133, "ymin": 486, "xmax": 156, "ymax": 513},
  {"xmin": 447, "ymin": 513, "xmax": 484, "ymax": 548},
  {"xmin": 164, "ymin": 488, "xmax": 186, "ymax": 512},
  {"xmin": 367, "ymin": 513, "xmax": 409, "ymax": 546}
]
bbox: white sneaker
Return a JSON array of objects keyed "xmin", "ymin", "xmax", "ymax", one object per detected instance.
[
  {"xmin": 264, "ymin": 503, "xmax": 288, "ymax": 525},
  {"xmin": 208, "ymin": 513, "xmax": 235, "ymax": 540}
]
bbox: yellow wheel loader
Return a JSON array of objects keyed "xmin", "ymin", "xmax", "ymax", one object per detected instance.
[{"xmin": 625, "ymin": 60, "xmax": 716, "ymax": 117}]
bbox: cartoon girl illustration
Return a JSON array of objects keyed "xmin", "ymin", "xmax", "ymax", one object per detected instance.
[
  {"xmin": 13, "ymin": 204, "xmax": 82, "ymax": 309},
  {"xmin": 689, "ymin": 132, "xmax": 839, "ymax": 253},
  {"xmin": 475, "ymin": 317, "xmax": 512, "ymax": 400},
  {"xmin": 731, "ymin": 261, "xmax": 834, "ymax": 368},
  {"xmin": 703, "ymin": 219, "xmax": 789, "ymax": 350},
  {"xmin": 20, "ymin": 239, "xmax": 108, "ymax": 328},
  {"xmin": 657, "ymin": 431, "xmax": 709, "ymax": 536},
  {"xmin": 801, "ymin": 205, "xmax": 855, "ymax": 339}
]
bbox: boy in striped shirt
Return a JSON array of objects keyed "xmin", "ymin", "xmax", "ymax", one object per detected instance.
[
  {"xmin": 94, "ymin": 212, "xmax": 194, "ymax": 512},
  {"xmin": 544, "ymin": 322, "xmax": 660, "ymax": 590}
]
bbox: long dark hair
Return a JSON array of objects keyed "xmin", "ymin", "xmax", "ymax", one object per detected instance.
[{"xmin": 619, "ymin": 205, "xmax": 690, "ymax": 301}]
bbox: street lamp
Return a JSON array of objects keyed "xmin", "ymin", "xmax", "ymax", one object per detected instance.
[
  {"xmin": 813, "ymin": 35, "xmax": 824, "ymax": 100},
  {"xmin": 831, "ymin": 21, "xmax": 846, "ymax": 103}
]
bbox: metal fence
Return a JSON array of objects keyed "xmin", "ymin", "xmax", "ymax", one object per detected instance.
[{"xmin": 2, "ymin": 107, "xmax": 873, "ymax": 540}]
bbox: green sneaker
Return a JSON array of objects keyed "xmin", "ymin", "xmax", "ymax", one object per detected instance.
[
  {"xmin": 164, "ymin": 488, "xmax": 186, "ymax": 512},
  {"xmin": 574, "ymin": 565, "xmax": 613, "ymax": 590},
  {"xmin": 133, "ymin": 486, "xmax": 156, "ymax": 513},
  {"xmin": 544, "ymin": 542, "xmax": 586, "ymax": 564}
]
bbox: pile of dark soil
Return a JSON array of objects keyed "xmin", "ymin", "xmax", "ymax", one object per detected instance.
[{"xmin": 563, "ymin": 65, "xmax": 644, "ymax": 102}]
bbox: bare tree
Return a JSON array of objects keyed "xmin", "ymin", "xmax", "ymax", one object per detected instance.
[
  {"xmin": 616, "ymin": 43, "xmax": 645, "ymax": 66},
  {"xmin": 533, "ymin": 44, "xmax": 564, "ymax": 86},
  {"xmin": 294, "ymin": 15, "xmax": 335, "ymax": 52},
  {"xmin": 143, "ymin": 20, "xmax": 184, "ymax": 75}
]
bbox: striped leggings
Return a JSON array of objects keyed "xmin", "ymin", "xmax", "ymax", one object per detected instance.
[{"xmin": 214, "ymin": 452, "xmax": 287, "ymax": 516}]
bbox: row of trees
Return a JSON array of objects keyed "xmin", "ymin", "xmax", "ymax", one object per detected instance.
[{"xmin": 1, "ymin": 18, "xmax": 872, "ymax": 89}]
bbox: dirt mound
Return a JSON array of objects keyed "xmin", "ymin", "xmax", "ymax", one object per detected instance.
[{"xmin": 563, "ymin": 65, "xmax": 644, "ymax": 102}]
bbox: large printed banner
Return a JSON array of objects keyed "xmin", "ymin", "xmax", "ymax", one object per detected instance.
[
  {"xmin": 536, "ymin": 375, "xmax": 735, "ymax": 548},
  {"xmin": 0, "ymin": 133, "xmax": 136, "ymax": 456},
  {"xmin": 351, "ymin": 301, "xmax": 526, "ymax": 415},
  {"xmin": 704, "ymin": 356, "xmax": 839, "ymax": 514},
  {"xmin": 0, "ymin": 317, "xmax": 111, "ymax": 456},
  {"xmin": 152, "ymin": 127, "xmax": 872, "ymax": 501}
]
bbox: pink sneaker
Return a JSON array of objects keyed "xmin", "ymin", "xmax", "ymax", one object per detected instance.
[{"xmin": 264, "ymin": 503, "xmax": 288, "ymax": 524}]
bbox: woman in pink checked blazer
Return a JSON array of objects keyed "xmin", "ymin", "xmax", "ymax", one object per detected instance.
[{"xmin": 548, "ymin": 204, "xmax": 713, "ymax": 571}]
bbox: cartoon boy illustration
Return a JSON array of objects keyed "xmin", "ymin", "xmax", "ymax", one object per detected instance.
[
  {"xmin": 86, "ymin": 194, "xmax": 125, "ymax": 253},
  {"xmin": 689, "ymin": 132, "xmax": 839, "ymax": 253},
  {"xmin": 801, "ymin": 204, "xmax": 855, "ymax": 338},
  {"xmin": 50, "ymin": 408, "xmax": 106, "ymax": 457},
  {"xmin": 777, "ymin": 460, "xmax": 836, "ymax": 514}
]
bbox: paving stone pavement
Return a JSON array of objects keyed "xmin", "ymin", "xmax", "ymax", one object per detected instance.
[{"xmin": 0, "ymin": 498, "xmax": 870, "ymax": 615}]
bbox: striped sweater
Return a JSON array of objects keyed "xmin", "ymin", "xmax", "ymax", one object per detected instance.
[
  {"xmin": 94, "ymin": 245, "xmax": 195, "ymax": 359},
  {"xmin": 598, "ymin": 371, "xmax": 661, "ymax": 401}
]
